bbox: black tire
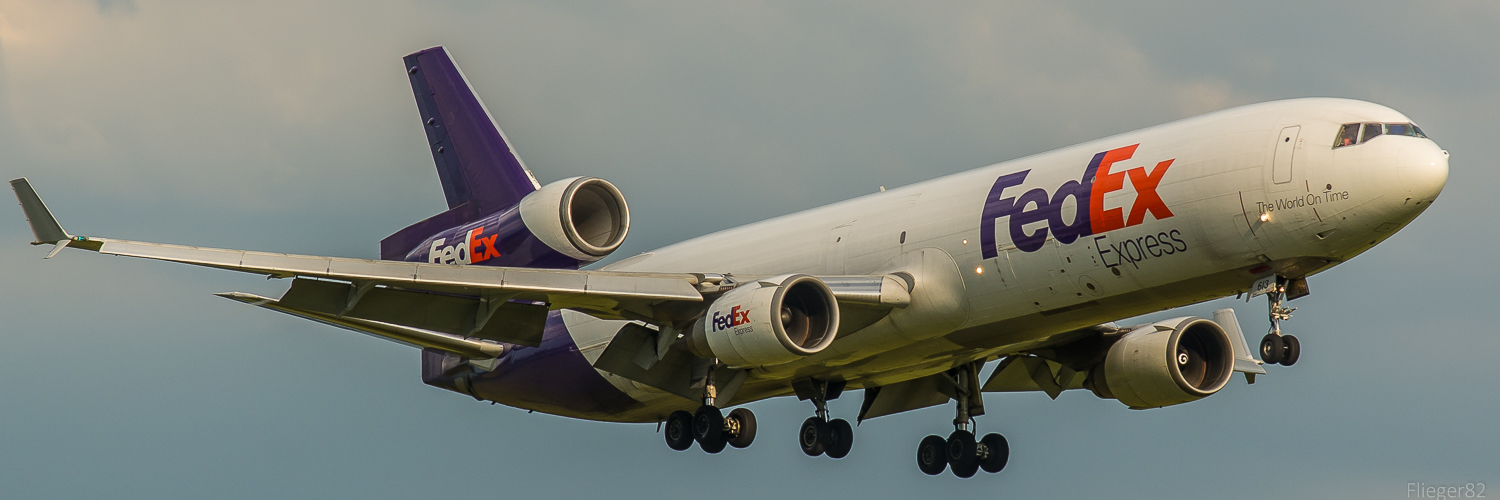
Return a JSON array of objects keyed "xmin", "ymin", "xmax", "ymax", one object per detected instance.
[
  {"xmin": 951, "ymin": 456, "xmax": 980, "ymax": 478},
  {"xmin": 1281, "ymin": 335, "xmax": 1301, "ymax": 366},
  {"xmin": 1259, "ymin": 334, "xmax": 1283, "ymax": 365},
  {"xmin": 825, "ymin": 419, "xmax": 854, "ymax": 459},
  {"xmin": 799, "ymin": 417, "xmax": 827, "ymax": 456},
  {"xmin": 946, "ymin": 430, "xmax": 977, "ymax": 475},
  {"xmin": 979, "ymin": 433, "xmax": 1009, "ymax": 473},
  {"xmin": 916, "ymin": 435, "xmax": 948, "ymax": 475},
  {"xmin": 693, "ymin": 405, "xmax": 726, "ymax": 454},
  {"xmin": 727, "ymin": 408, "xmax": 757, "ymax": 449},
  {"xmin": 664, "ymin": 411, "xmax": 693, "ymax": 451}
]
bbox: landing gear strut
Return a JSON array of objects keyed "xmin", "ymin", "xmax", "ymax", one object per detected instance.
[
  {"xmin": 794, "ymin": 379, "xmax": 854, "ymax": 459},
  {"xmin": 914, "ymin": 362, "xmax": 1009, "ymax": 478},
  {"xmin": 664, "ymin": 361, "xmax": 756, "ymax": 453},
  {"xmin": 1258, "ymin": 280, "xmax": 1301, "ymax": 366}
]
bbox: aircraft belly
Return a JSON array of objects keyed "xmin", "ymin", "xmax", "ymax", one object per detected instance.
[{"xmin": 467, "ymin": 311, "xmax": 650, "ymax": 422}]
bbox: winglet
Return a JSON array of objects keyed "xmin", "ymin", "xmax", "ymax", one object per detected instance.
[
  {"xmin": 9, "ymin": 178, "xmax": 100, "ymax": 258},
  {"xmin": 10, "ymin": 178, "xmax": 70, "ymax": 245}
]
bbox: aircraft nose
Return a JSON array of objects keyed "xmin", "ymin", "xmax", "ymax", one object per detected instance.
[{"xmin": 1397, "ymin": 141, "xmax": 1449, "ymax": 203}]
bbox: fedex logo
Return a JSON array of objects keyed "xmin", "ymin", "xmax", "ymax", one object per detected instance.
[
  {"xmin": 428, "ymin": 226, "xmax": 502, "ymax": 265},
  {"xmin": 981, "ymin": 144, "xmax": 1174, "ymax": 256},
  {"xmin": 711, "ymin": 305, "xmax": 751, "ymax": 331}
]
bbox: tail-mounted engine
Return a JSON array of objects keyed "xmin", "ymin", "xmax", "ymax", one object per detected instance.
[
  {"xmin": 686, "ymin": 274, "xmax": 840, "ymax": 367},
  {"xmin": 389, "ymin": 176, "xmax": 630, "ymax": 269},
  {"xmin": 519, "ymin": 177, "xmax": 630, "ymax": 262},
  {"xmin": 1087, "ymin": 317, "xmax": 1234, "ymax": 409}
]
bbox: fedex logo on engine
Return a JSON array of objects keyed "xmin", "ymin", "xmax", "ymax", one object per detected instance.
[
  {"xmin": 981, "ymin": 143, "xmax": 1174, "ymax": 257},
  {"xmin": 428, "ymin": 226, "xmax": 502, "ymax": 265},
  {"xmin": 711, "ymin": 305, "xmax": 751, "ymax": 332}
]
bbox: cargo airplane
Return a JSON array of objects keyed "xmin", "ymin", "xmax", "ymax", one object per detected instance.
[{"xmin": 10, "ymin": 47, "xmax": 1448, "ymax": 477}]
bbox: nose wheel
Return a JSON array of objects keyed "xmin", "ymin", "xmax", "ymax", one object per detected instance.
[
  {"xmin": 1257, "ymin": 277, "xmax": 1303, "ymax": 366},
  {"xmin": 1259, "ymin": 333, "xmax": 1301, "ymax": 366}
]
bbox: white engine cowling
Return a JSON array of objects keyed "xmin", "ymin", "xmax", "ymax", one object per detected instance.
[
  {"xmin": 687, "ymin": 274, "xmax": 840, "ymax": 367},
  {"xmin": 518, "ymin": 176, "xmax": 630, "ymax": 262},
  {"xmin": 1088, "ymin": 317, "xmax": 1234, "ymax": 409}
]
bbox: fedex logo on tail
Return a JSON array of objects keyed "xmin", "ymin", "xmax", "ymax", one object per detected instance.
[
  {"xmin": 428, "ymin": 227, "xmax": 502, "ymax": 265},
  {"xmin": 981, "ymin": 144, "xmax": 1174, "ymax": 257}
]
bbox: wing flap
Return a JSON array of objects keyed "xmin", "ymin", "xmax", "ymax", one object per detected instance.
[
  {"xmin": 275, "ymin": 278, "xmax": 550, "ymax": 346},
  {"xmin": 217, "ymin": 292, "xmax": 506, "ymax": 359}
]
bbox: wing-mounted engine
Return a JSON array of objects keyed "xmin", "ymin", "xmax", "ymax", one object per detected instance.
[
  {"xmin": 685, "ymin": 274, "xmax": 840, "ymax": 367},
  {"xmin": 1086, "ymin": 316, "xmax": 1235, "ymax": 409}
]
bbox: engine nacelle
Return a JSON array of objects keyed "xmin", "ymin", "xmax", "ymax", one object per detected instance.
[
  {"xmin": 687, "ymin": 274, "xmax": 839, "ymax": 367},
  {"xmin": 1087, "ymin": 317, "xmax": 1234, "ymax": 409},
  {"xmin": 518, "ymin": 176, "xmax": 630, "ymax": 262}
]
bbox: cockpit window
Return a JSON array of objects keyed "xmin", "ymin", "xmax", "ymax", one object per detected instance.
[
  {"xmin": 1332, "ymin": 122, "xmax": 1429, "ymax": 148},
  {"xmin": 1386, "ymin": 123, "xmax": 1427, "ymax": 137},
  {"xmin": 1335, "ymin": 123, "xmax": 1360, "ymax": 147}
]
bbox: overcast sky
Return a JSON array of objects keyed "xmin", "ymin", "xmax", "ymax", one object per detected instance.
[{"xmin": 1, "ymin": 1, "xmax": 1495, "ymax": 498}]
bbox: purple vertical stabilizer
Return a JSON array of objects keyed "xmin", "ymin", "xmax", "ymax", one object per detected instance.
[
  {"xmin": 383, "ymin": 46, "xmax": 544, "ymax": 261},
  {"xmin": 405, "ymin": 46, "xmax": 538, "ymax": 213}
]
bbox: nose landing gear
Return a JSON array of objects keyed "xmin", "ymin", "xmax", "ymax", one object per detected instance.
[
  {"xmin": 1257, "ymin": 277, "xmax": 1303, "ymax": 366},
  {"xmin": 914, "ymin": 362, "xmax": 1009, "ymax": 478}
]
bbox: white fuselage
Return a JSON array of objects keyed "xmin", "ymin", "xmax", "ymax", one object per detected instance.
[{"xmin": 563, "ymin": 98, "xmax": 1448, "ymax": 418}]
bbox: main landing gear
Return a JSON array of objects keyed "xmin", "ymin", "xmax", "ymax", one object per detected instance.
[
  {"xmin": 795, "ymin": 379, "xmax": 854, "ymax": 459},
  {"xmin": 664, "ymin": 365, "xmax": 757, "ymax": 453},
  {"xmin": 1258, "ymin": 281, "xmax": 1301, "ymax": 366},
  {"xmin": 914, "ymin": 363, "xmax": 1009, "ymax": 478},
  {"xmin": 663, "ymin": 405, "xmax": 757, "ymax": 453}
]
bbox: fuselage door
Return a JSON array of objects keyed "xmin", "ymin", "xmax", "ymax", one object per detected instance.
[{"xmin": 1272, "ymin": 126, "xmax": 1301, "ymax": 184}]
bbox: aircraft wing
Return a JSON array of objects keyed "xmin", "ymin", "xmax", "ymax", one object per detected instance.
[
  {"xmin": 12, "ymin": 177, "xmax": 704, "ymax": 337},
  {"xmin": 89, "ymin": 238, "xmax": 706, "ymax": 313},
  {"xmin": 11, "ymin": 178, "xmax": 909, "ymax": 353}
]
